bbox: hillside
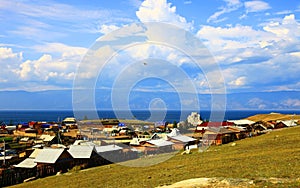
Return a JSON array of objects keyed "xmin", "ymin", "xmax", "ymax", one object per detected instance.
[
  {"xmin": 11, "ymin": 126, "xmax": 300, "ymax": 188},
  {"xmin": 246, "ymin": 112, "xmax": 300, "ymax": 122}
]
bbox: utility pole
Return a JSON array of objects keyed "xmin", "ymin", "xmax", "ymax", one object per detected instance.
[{"xmin": 2, "ymin": 139, "xmax": 5, "ymax": 167}]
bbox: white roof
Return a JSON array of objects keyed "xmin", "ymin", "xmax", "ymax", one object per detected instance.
[
  {"xmin": 129, "ymin": 138, "xmax": 140, "ymax": 146},
  {"xmin": 169, "ymin": 135, "xmax": 196, "ymax": 143},
  {"xmin": 40, "ymin": 135, "xmax": 56, "ymax": 142},
  {"xmin": 227, "ymin": 120, "xmax": 255, "ymax": 125},
  {"xmin": 68, "ymin": 145, "xmax": 95, "ymax": 159},
  {"xmin": 95, "ymin": 145, "xmax": 123, "ymax": 153},
  {"xmin": 168, "ymin": 128, "xmax": 181, "ymax": 137},
  {"xmin": 167, "ymin": 128, "xmax": 196, "ymax": 143},
  {"xmin": 20, "ymin": 137, "xmax": 29, "ymax": 142},
  {"xmin": 34, "ymin": 148, "xmax": 65, "ymax": 164},
  {"xmin": 146, "ymin": 139, "xmax": 174, "ymax": 147},
  {"xmin": 63, "ymin": 117, "xmax": 76, "ymax": 122},
  {"xmin": 29, "ymin": 148, "xmax": 42, "ymax": 158},
  {"xmin": 278, "ymin": 120, "xmax": 297, "ymax": 127},
  {"xmin": 73, "ymin": 140, "xmax": 96, "ymax": 146},
  {"xmin": 14, "ymin": 158, "xmax": 37, "ymax": 168}
]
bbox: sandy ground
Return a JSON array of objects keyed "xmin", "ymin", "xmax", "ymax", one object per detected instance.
[{"xmin": 157, "ymin": 178, "xmax": 255, "ymax": 188}]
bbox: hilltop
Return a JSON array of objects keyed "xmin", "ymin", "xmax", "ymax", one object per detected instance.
[
  {"xmin": 11, "ymin": 126, "xmax": 300, "ymax": 188},
  {"xmin": 246, "ymin": 112, "xmax": 300, "ymax": 122}
]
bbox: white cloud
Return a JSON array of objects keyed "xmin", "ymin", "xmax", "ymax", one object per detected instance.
[
  {"xmin": 0, "ymin": 47, "xmax": 22, "ymax": 60},
  {"xmin": 207, "ymin": 0, "xmax": 242, "ymax": 23},
  {"xmin": 98, "ymin": 24, "xmax": 121, "ymax": 35},
  {"xmin": 136, "ymin": 0, "xmax": 192, "ymax": 29},
  {"xmin": 0, "ymin": 43, "xmax": 86, "ymax": 91},
  {"xmin": 33, "ymin": 43, "xmax": 87, "ymax": 59},
  {"xmin": 184, "ymin": 1, "xmax": 192, "ymax": 5},
  {"xmin": 244, "ymin": 1, "xmax": 271, "ymax": 13},
  {"xmin": 197, "ymin": 14, "xmax": 300, "ymax": 92},
  {"xmin": 281, "ymin": 99, "xmax": 300, "ymax": 108},
  {"xmin": 229, "ymin": 76, "xmax": 246, "ymax": 86}
]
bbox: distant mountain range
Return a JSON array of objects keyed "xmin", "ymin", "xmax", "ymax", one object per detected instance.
[{"xmin": 0, "ymin": 90, "xmax": 299, "ymax": 110}]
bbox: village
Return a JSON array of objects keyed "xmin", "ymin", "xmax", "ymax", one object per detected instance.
[{"xmin": 0, "ymin": 112, "xmax": 299, "ymax": 187}]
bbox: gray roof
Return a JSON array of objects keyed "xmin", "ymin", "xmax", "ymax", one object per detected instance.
[
  {"xmin": 227, "ymin": 119, "xmax": 255, "ymax": 125},
  {"xmin": 29, "ymin": 148, "xmax": 42, "ymax": 158},
  {"xmin": 68, "ymin": 145, "xmax": 95, "ymax": 159},
  {"xmin": 146, "ymin": 139, "xmax": 174, "ymax": 147},
  {"xmin": 168, "ymin": 128, "xmax": 196, "ymax": 143},
  {"xmin": 14, "ymin": 158, "xmax": 36, "ymax": 168},
  {"xmin": 73, "ymin": 140, "xmax": 96, "ymax": 146},
  {"xmin": 40, "ymin": 135, "xmax": 56, "ymax": 142},
  {"xmin": 95, "ymin": 145, "xmax": 123, "ymax": 153},
  {"xmin": 34, "ymin": 148, "xmax": 65, "ymax": 164},
  {"xmin": 169, "ymin": 135, "xmax": 196, "ymax": 143}
]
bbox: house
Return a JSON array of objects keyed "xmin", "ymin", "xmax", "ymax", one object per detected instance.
[
  {"xmin": 195, "ymin": 121, "xmax": 234, "ymax": 133},
  {"xmin": 227, "ymin": 119, "xmax": 255, "ymax": 127},
  {"xmin": 68, "ymin": 145, "xmax": 100, "ymax": 168},
  {"xmin": 95, "ymin": 144, "xmax": 124, "ymax": 163},
  {"xmin": 39, "ymin": 135, "xmax": 56, "ymax": 146},
  {"xmin": 202, "ymin": 127, "xmax": 236, "ymax": 146},
  {"xmin": 226, "ymin": 126, "xmax": 247, "ymax": 139},
  {"xmin": 251, "ymin": 121, "xmax": 274, "ymax": 134},
  {"xmin": 13, "ymin": 148, "xmax": 42, "ymax": 182},
  {"xmin": 275, "ymin": 120, "xmax": 297, "ymax": 129},
  {"xmin": 137, "ymin": 139, "xmax": 174, "ymax": 155},
  {"xmin": 167, "ymin": 128, "xmax": 196, "ymax": 150},
  {"xmin": 34, "ymin": 148, "xmax": 73, "ymax": 177}
]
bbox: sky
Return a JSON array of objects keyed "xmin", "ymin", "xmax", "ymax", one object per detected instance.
[{"xmin": 1, "ymin": 0, "xmax": 300, "ymax": 96}]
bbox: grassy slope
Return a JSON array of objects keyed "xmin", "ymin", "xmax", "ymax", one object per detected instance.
[
  {"xmin": 11, "ymin": 126, "xmax": 300, "ymax": 188},
  {"xmin": 246, "ymin": 113, "xmax": 300, "ymax": 122}
]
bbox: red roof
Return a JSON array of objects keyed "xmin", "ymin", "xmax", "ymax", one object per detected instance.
[{"xmin": 197, "ymin": 121, "xmax": 234, "ymax": 127}]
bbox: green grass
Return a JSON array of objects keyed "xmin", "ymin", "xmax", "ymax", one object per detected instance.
[{"xmin": 11, "ymin": 127, "xmax": 300, "ymax": 188}]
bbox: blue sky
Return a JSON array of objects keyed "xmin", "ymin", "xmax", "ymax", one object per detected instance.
[{"xmin": 1, "ymin": 0, "xmax": 300, "ymax": 96}]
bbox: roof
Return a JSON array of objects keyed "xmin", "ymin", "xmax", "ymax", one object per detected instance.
[
  {"xmin": 73, "ymin": 140, "xmax": 96, "ymax": 146},
  {"xmin": 168, "ymin": 128, "xmax": 181, "ymax": 137},
  {"xmin": 227, "ymin": 119, "xmax": 255, "ymax": 125},
  {"xmin": 205, "ymin": 127, "xmax": 235, "ymax": 134},
  {"xmin": 129, "ymin": 138, "xmax": 140, "ymax": 146},
  {"xmin": 63, "ymin": 117, "xmax": 76, "ymax": 122},
  {"xmin": 68, "ymin": 145, "xmax": 95, "ymax": 159},
  {"xmin": 95, "ymin": 145, "xmax": 123, "ymax": 153},
  {"xmin": 29, "ymin": 148, "xmax": 42, "ymax": 158},
  {"xmin": 167, "ymin": 128, "xmax": 196, "ymax": 142},
  {"xmin": 40, "ymin": 135, "xmax": 56, "ymax": 142},
  {"xmin": 146, "ymin": 139, "xmax": 174, "ymax": 147},
  {"xmin": 169, "ymin": 135, "xmax": 196, "ymax": 143},
  {"xmin": 14, "ymin": 158, "xmax": 36, "ymax": 168},
  {"xmin": 277, "ymin": 120, "xmax": 297, "ymax": 127},
  {"xmin": 34, "ymin": 148, "xmax": 65, "ymax": 164},
  {"xmin": 198, "ymin": 121, "xmax": 234, "ymax": 127}
]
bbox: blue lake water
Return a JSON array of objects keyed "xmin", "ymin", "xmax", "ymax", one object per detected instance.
[{"xmin": 0, "ymin": 109, "xmax": 299, "ymax": 124}]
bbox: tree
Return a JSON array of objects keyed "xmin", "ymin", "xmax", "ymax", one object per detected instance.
[{"xmin": 173, "ymin": 121, "xmax": 178, "ymax": 128}]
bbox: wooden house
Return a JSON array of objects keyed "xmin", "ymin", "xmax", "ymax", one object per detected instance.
[
  {"xmin": 68, "ymin": 145, "xmax": 100, "ymax": 168},
  {"xmin": 203, "ymin": 127, "xmax": 236, "ymax": 146},
  {"xmin": 275, "ymin": 120, "xmax": 297, "ymax": 129},
  {"xmin": 34, "ymin": 148, "xmax": 73, "ymax": 177},
  {"xmin": 95, "ymin": 144, "xmax": 124, "ymax": 164},
  {"xmin": 167, "ymin": 128, "xmax": 196, "ymax": 150}
]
